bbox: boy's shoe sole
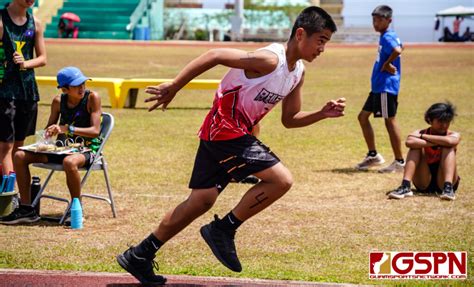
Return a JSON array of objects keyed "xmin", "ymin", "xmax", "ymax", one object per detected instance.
[
  {"xmin": 440, "ymin": 194, "xmax": 455, "ymax": 201},
  {"xmin": 0, "ymin": 216, "xmax": 40, "ymax": 225},
  {"xmin": 200, "ymin": 224, "xmax": 242, "ymax": 272},
  {"xmin": 388, "ymin": 191, "xmax": 413, "ymax": 199},
  {"xmin": 116, "ymin": 253, "xmax": 166, "ymax": 285}
]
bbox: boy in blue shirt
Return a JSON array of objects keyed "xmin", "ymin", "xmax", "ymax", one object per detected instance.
[{"xmin": 356, "ymin": 5, "xmax": 404, "ymax": 173}]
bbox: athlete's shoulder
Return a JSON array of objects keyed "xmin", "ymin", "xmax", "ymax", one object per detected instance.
[
  {"xmin": 33, "ymin": 15, "xmax": 43, "ymax": 30},
  {"xmin": 33, "ymin": 15, "xmax": 41, "ymax": 25},
  {"xmin": 51, "ymin": 94, "xmax": 62, "ymax": 106},
  {"xmin": 258, "ymin": 43, "xmax": 284, "ymax": 60},
  {"xmin": 383, "ymin": 30, "xmax": 402, "ymax": 45},
  {"xmin": 88, "ymin": 90, "xmax": 100, "ymax": 100}
]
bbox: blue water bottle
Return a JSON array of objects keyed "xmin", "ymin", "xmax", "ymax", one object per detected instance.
[
  {"xmin": 0, "ymin": 174, "xmax": 8, "ymax": 193},
  {"xmin": 6, "ymin": 172, "xmax": 16, "ymax": 192},
  {"xmin": 70, "ymin": 197, "xmax": 83, "ymax": 229}
]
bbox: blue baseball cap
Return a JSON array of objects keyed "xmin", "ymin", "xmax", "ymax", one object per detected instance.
[{"xmin": 57, "ymin": 66, "xmax": 90, "ymax": 88}]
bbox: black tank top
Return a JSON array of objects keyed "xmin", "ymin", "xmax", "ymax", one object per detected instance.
[
  {"xmin": 59, "ymin": 90, "xmax": 91, "ymax": 128},
  {"xmin": 58, "ymin": 90, "xmax": 101, "ymax": 152},
  {"xmin": 0, "ymin": 7, "xmax": 39, "ymax": 101}
]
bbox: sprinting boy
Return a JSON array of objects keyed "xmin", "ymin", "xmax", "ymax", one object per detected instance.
[
  {"xmin": 117, "ymin": 6, "xmax": 345, "ymax": 284},
  {"xmin": 0, "ymin": 67, "xmax": 102, "ymax": 224},
  {"xmin": 388, "ymin": 102, "xmax": 460, "ymax": 201},
  {"xmin": 0, "ymin": 0, "xmax": 47, "ymax": 176},
  {"xmin": 356, "ymin": 5, "xmax": 404, "ymax": 173}
]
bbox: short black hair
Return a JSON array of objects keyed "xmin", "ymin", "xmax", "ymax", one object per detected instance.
[
  {"xmin": 372, "ymin": 5, "xmax": 393, "ymax": 19},
  {"xmin": 290, "ymin": 6, "xmax": 337, "ymax": 39},
  {"xmin": 424, "ymin": 102, "xmax": 457, "ymax": 124}
]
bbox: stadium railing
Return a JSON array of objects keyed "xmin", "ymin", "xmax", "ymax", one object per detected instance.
[{"xmin": 36, "ymin": 76, "xmax": 219, "ymax": 108}]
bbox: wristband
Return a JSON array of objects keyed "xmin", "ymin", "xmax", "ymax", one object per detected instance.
[{"xmin": 68, "ymin": 125, "xmax": 75, "ymax": 135}]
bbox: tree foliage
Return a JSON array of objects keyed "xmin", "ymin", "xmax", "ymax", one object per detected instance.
[{"xmin": 244, "ymin": 0, "xmax": 310, "ymax": 23}]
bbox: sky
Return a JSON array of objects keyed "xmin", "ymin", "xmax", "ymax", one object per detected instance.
[
  {"xmin": 201, "ymin": 0, "xmax": 474, "ymax": 42},
  {"xmin": 343, "ymin": 0, "xmax": 474, "ymax": 42}
]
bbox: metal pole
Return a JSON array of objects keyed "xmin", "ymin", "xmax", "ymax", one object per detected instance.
[{"xmin": 231, "ymin": 0, "xmax": 244, "ymax": 41}]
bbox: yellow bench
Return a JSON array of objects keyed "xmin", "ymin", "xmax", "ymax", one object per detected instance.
[
  {"xmin": 119, "ymin": 78, "xmax": 220, "ymax": 109},
  {"xmin": 36, "ymin": 76, "xmax": 220, "ymax": 109},
  {"xmin": 36, "ymin": 76, "xmax": 124, "ymax": 108}
]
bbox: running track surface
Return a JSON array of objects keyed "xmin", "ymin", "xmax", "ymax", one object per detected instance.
[{"xmin": 0, "ymin": 269, "xmax": 366, "ymax": 287}]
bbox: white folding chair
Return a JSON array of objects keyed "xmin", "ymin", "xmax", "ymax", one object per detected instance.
[{"xmin": 31, "ymin": 112, "xmax": 117, "ymax": 224}]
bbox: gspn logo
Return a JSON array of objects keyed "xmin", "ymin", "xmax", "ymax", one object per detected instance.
[{"xmin": 369, "ymin": 251, "xmax": 467, "ymax": 279}]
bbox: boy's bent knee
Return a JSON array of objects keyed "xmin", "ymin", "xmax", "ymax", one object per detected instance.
[
  {"xmin": 357, "ymin": 113, "xmax": 367, "ymax": 123},
  {"xmin": 279, "ymin": 176, "xmax": 293, "ymax": 192},
  {"xmin": 13, "ymin": 150, "xmax": 27, "ymax": 162},
  {"xmin": 384, "ymin": 117, "xmax": 398, "ymax": 126},
  {"xmin": 188, "ymin": 188, "xmax": 218, "ymax": 210},
  {"xmin": 62, "ymin": 157, "xmax": 79, "ymax": 172},
  {"xmin": 275, "ymin": 169, "xmax": 293, "ymax": 191},
  {"xmin": 0, "ymin": 142, "xmax": 13, "ymax": 154}
]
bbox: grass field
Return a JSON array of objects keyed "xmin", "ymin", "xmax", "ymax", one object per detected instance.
[{"xmin": 0, "ymin": 41, "xmax": 472, "ymax": 286}]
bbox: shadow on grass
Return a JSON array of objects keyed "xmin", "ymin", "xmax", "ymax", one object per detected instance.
[
  {"xmin": 323, "ymin": 167, "xmax": 378, "ymax": 174},
  {"xmin": 9, "ymin": 214, "xmax": 68, "ymax": 227}
]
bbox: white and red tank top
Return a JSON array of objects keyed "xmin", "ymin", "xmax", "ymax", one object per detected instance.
[{"xmin": 198, "ymin": 43, "xmax": 304, "ymax": 141}]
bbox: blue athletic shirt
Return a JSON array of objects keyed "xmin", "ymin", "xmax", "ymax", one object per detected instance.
[{"xmin": 371, "ymin": 30, "xmax": 402, "ymax": 95}]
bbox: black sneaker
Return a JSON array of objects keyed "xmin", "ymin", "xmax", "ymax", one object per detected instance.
[
  {"xmin": 116, "ymin": 247, "xmax": 167, "ymax": 285},
  {"xmin": 200, "ymin": 215, "xmax": 242, "ymax": 272},
  {"xmin": 0, "ymin": 205, "xmax": 40, "ymax": 225},
  {"xmin": 388, "ymin": 185, "xmax": 413, "ymax": 199},
  {"xmin": 440, "ymin": 186, "xmax": 455, "ymax": 201}
]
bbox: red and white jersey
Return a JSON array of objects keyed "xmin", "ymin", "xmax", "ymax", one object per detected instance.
[{"xmin": 198, "ymin": 43, "xmax": 304, "ymax": 141}]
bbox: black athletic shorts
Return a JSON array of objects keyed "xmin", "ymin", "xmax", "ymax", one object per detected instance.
[
  {"xmin": 362, "ymin": 92, "xmax": 398, "ymax": 118},
  {"xmin": 45, "ymin": 152, "xmax": 94, "ymax": 168},
  {"xmin": 414, "ymin": 162, "xmax": 460, "ymax": 193},
  {"xmin": 0, "ymin": 99, "xmax": 38, "ymax": 142},
  {"xmin": 189, "ymin": 134, "xmax": 280, "ymax": 193}
]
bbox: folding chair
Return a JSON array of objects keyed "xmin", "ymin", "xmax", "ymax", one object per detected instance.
[{"xmin": 31, "ymin": 112, "xmax": 117, "ymax": 224}]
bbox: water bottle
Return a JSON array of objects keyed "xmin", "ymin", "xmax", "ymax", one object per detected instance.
[
  {"xmin": 30, "ymin": 176, "xmax": 41, "ymax": 215},
  {"xmin": 0, "ymin": 174, "xmax": 8, "ymax": 193},
  {"xmin": 6, "ymin": 172, "xmax": 16, "ymax": 192},
  {"xmin": 70, "ymin": 197, "xmax": 83, "ymax": 229},
  {"xmin": 6, "ymin": 172, "xmax": 18, "ymax": 209}
]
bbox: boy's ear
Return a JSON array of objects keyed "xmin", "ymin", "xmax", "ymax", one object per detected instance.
[
  {"xmin": 60, "ymin": 87, "xmax": 68, "ymax": 93},
  {"xmin": 295, "ymin": 27, "xmax": 305, "ymax": 40}
]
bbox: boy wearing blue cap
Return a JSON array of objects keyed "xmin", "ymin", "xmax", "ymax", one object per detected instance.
[{"xmin": 0, "ymin": 67, "xmax": 102, "ymax": 224}]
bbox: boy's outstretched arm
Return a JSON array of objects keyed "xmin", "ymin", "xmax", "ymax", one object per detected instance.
[
  {"xmin": 281, "ymin": 72, "xmax": 345, "ymax": 128},
  {"xmin": 145, "ymin": 48, "xmax": 278, "ymax": 111}
]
